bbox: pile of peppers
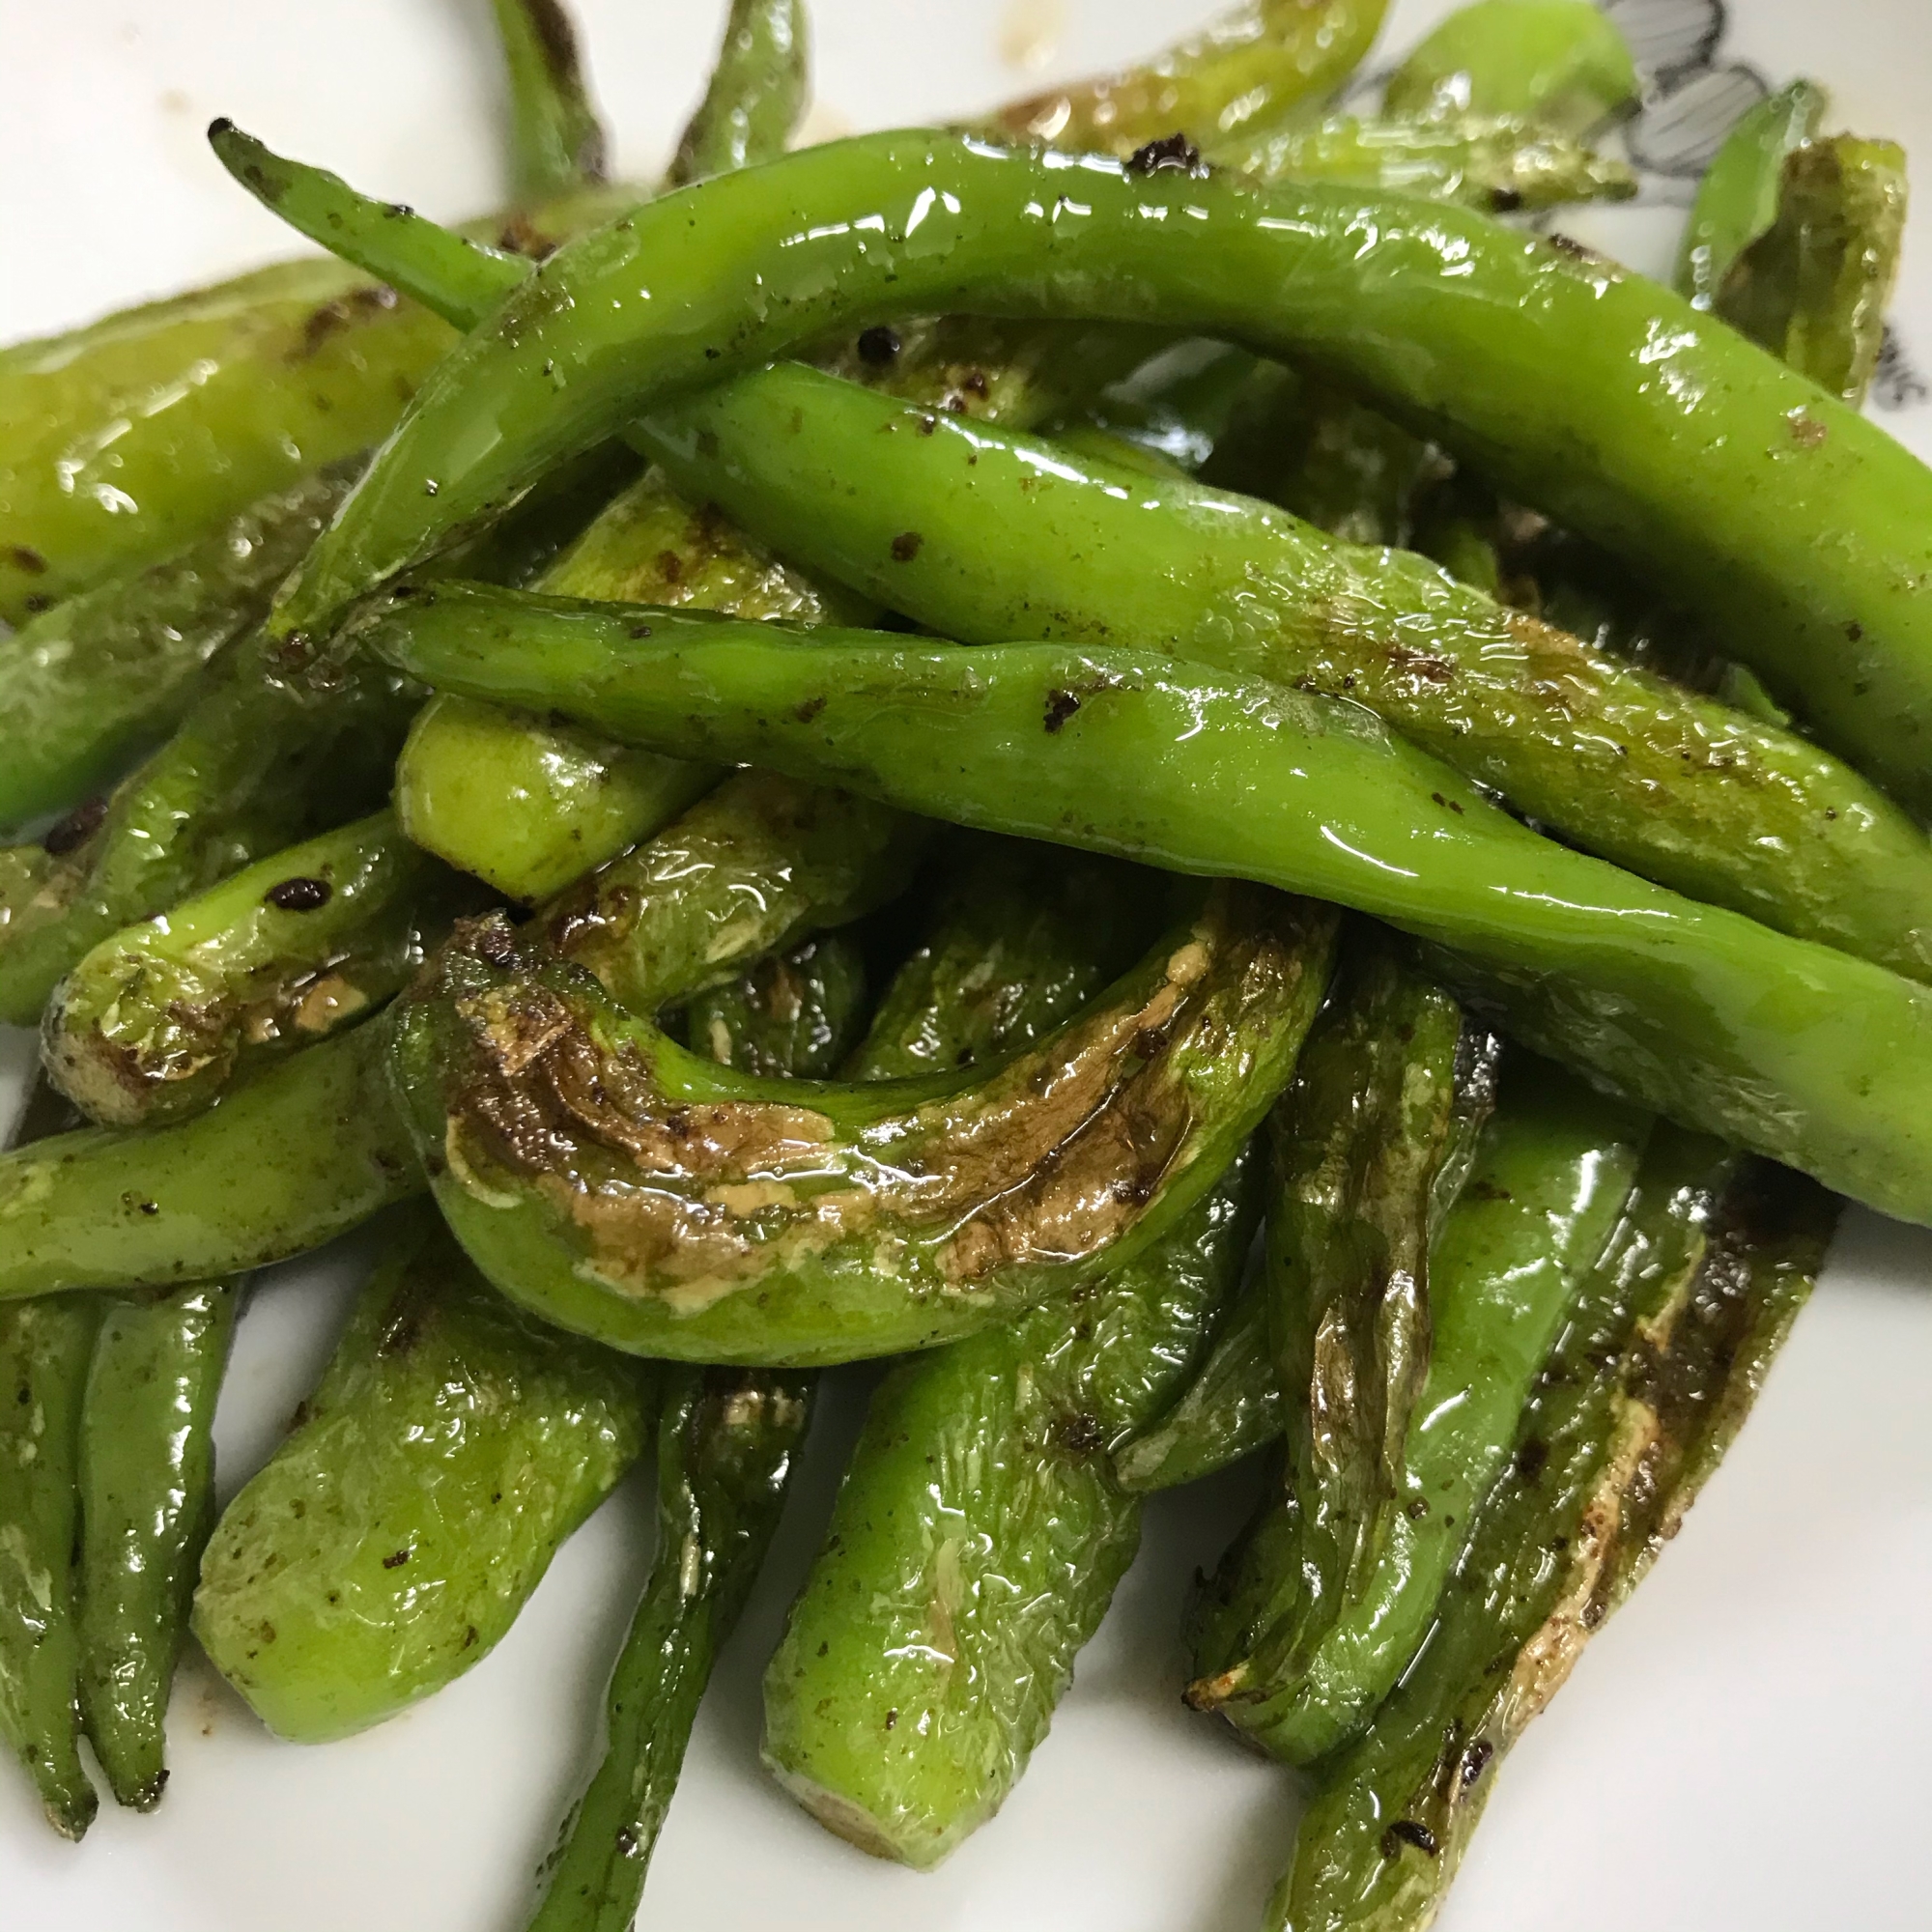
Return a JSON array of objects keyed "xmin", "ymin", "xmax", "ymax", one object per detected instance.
[{"xmin": 0, "ymin": 0, "xmax": 1917, "ymax": 1925}]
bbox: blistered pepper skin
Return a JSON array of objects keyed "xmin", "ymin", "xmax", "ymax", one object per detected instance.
[
  {"xmin": 271, "ymin": 131, "xmax": 1932, "ymax": 814},
  {"xmin": 192, "ymin": 1208, "xmax": 654, "ymax": 1743},
  {"xmin": 391, "ymin": 886, "xmax": 1333, "ymax": 1364},
  {"xmin": 358, "ymin": 586, "xmax": 1932, "ymax": 1228}
]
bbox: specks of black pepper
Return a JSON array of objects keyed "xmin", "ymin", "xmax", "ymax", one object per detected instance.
[
  {"xmin": 382, "ymin": 1548, "xmax": 412, "ymax": 1570},
  {"xmin": 1461, "ymin": 1739, "xmax": 1494, "ymax": 1787},
  {"xmin": 1515, "ymin": 1436, "xmax": 1549, "ymax": 1481},
  {"xmin": 962, "ymin": 369, "xmax": 989, "ymax": 397},
  {"xmin": 1125, "ymin": 131, "xmax": 1204, "ymax": 176},
  {"xmin": 704, "ymin": 346, "xmax": 722, "ymax": 360},
  {"xmin": 890, "ymin": 531, "xmax": 923, "ymax": 562},
  {"xmin": 1430, "ymin": 789, "xmax": 1465, "ymax": 815},
  {"xmin": 7, "ymin": 544, "xmax": 47, "ymax": 576},
  {"xmin": 1824, "ymin": 806, "xmax": 1838, "ymax": 820},
  {"xmin": 1381, "ymin": 1820, "xmax": 1439, "ymax": 1859},
  {"xmin": 856, "ymin": 324, "xmax": 901, "ymax": 365},
  {"xmin": 463, "ymin": 1624, "xmax": 480, "ymax": 1649},
  {"xmin": 1491, "ymin": 186, "xmax": 1524, "ymax": 213},
  {"xmin": 266, "ymin": 876, "xmax": 332, "ymax": 912},
  {"xmin": 1405, "ymin": 1496, "xmax": 1430, "ymax": 1520},
  {"xmin": 917, "ymin": 414, "xmax": 938, "ymax": 437},
  {"xmin": 137, "ymin": 1200, "xmax": 160, "ymax": 1217},
  {"xmin": 795, "ymin": 696, "xmax": 827, "ymax": 723},
  {"xmin": 42, "ymin": 795, "xmax": 107, "ymax": 856},
  {"xmin": 1043, "ymin": 688, "xmax": 1082, "ymax": 733},
  {"xmin": 884, "ymin": 1708, "xmax": 898, "ymax": 1731},
  {"xmin": 1845, "ymin": 620, "xmax": 1864, "ymax": 643},
  {"xmin": 288, "ymin": 1400, "xmax": 312, "ymax": 1433},
  {"xmin": 1055, "ymin": 1410, "xmax": 1107, "ymax": 1457}
]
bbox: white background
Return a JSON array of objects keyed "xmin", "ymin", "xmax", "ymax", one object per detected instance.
[{"xmin": 3, "ymin": 3, "xmax": 1931, "ymax": 1927}]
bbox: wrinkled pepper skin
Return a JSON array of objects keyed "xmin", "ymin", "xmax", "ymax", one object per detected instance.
[
  {"xmin": 273, "ymin": 133, "xmax": 1932, "ymax": 815},
  {"xmin": 765, "ymin": 861, "xmax": 1263, "ymax": 1864},
  {"xmin": 76, "ymin": 1279, "xmax": 239, "ymax": 1809},
  {"xmin": 532, "ymin": 770, "xmax": 923, "ymax": 1021},
  {"xmin": 358, "ymin": 588, "xmax": 1932, "ymax": 1227},
  {"xmin": 0, "ymin": 178, "xmax": 640, "ymax": 623},
  {"xmin": 0, "ymin": 1021, "xmax": 419, "ymax": 1301},
  {"xmin": 391, "ymin": 883, "xmax": 1333, "ymax": 1364},
  {"xmin": 0, "ymin": 464, "xmax": 356, "ymax": 834},
  {"xmin": 667, "ymin": 0, "xmax": 810, "ymax": 187},
  {"xmin": 1270, "ymin": 1137, "xmax": 1837, "ymax": 1932},
  {"xmin": 645, "ymin": 365, "xmax": 1932, "ymax": 983},
  {"xmin": 44, "ymin": 810, "xmax": 473, "ymax": 1128},
  {"xmin": 1190, "ymin": 1062, "xmax": 1648, "ymax": 1764},
  {"xmin": 192, "ymin": 1207, "xmax": 654, "ymax": 1743},
  {"xmin": 982, "ymin": 0, "xmax": 1388, "ymax": 156},
  {"xmin": 765, "ymin": 1154, "xmax": 1260, "ymax": 1868},
  {"xmin": 525, "ymin": 1367, "xmax": 811, "ymax": 1932},
  {"xmin": 681, "ymin": 929, "xmax": 870, "ymax": 1079},
  {"xmin": 0, "ymin": 643, "xmax": 418, "ymax": 1028}
]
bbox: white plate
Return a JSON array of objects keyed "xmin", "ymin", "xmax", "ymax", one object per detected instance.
[{"xmin": 3, "ymin": 3, "xmax": 1930, "ymax": 1927}]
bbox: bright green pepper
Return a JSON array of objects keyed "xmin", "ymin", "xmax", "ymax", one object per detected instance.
[
  {"xmin": 1218, "ymin": 110, "xmax": 1635, "ymax": 211},
  {"xmin": 524, "ymin": 1367, "xmax": 810, "ymax": 1932},
  {"xmin": 0, "ymin": 463, "xmax": 356, "ymax": 834},
  {"xmin": 76, "ymin": 1279, "xmax": 239, "ymax": 1809},
  {"xmin": 1382, "ymin": 0, "xmax": 1637, "ymax": 134},
  {"xmin": 642, "ymin": 365, "xmax": 1932, "ymax": 982},
  {"xmin": 666, "ymin": 0, "xmax": 810, "ymax": 186},
  {"xmin": 44, "ymin": 810, "xmax": 476, "ymax": 1128},
  {"xmin": 1676, "ymin": 80, "xmax": 1829, "ymax": 311},
  {"xmin": 192, "ymin": 1205, "xmax": 654, "ymax": 1742},
  {"xmin": 1716, "ymin": 135, "xmax": 1909, "ymax": 407},
  {"xmin": 1271, "ymin": 1140, "xmax": 1836, "ymax": 1932},
  {"xmin": 389, "ymin": 878, "xmax": 1333, "ymax": 1363},
  {"xmin": 491, "ymin": 0, "xmax": 609, "ymax": 202},
  {"xmin": 357, "ymin": 585, "xmax": 1932, "ymax": 1227},
  {"xmin": 765, "ymin": 1151, "xmax": 1260, "ymax": 1867},
  {"xmin": 270, "ymin": 132, "xmax": 1932, "ymax": 815},
  {"xmin": 0, "ymin": 640, "xmax": 417, "ymax": 1029},
  {"xmin": 1190, "ymin": 1059, "xmax": 1648, "ymax": 1764},
  {"xmin": 982, "ymin": 0, "xmax": 1388, "ymax": 156}
]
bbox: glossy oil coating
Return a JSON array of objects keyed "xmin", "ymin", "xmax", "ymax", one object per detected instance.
[
  {"xmin": 1381, "ymin": 0, "xmax": 1636, "ymax": 133},
  {"xmin": 490, "ymin": 0, "xmax": 609, "ymax": 202},
  {"xmin": 1272, "ymin": 1134, "xmax": 1837, "ymax": 1932},
  {"xmin": 44, "ymin": 809, "xmax": 475, "ymax": 1127},
  {"xmin": 681, "ymin": 928, "xmax": 870, "ymax": 1080},
  {"xmin": 0, "ymin": 463, "xmax": 357, "ymax": 834},
  {"xmin": 273, "ymin": 131, "xmax": 1932, "ymax": 813},
  {"xmin": 357, "ymin": 585, "xmax": 1932, "ymax": 1225},
  {"xmin": 192, "ymin": 1206, "xmax": 654, "ymax": 1742},
  {"xmin": 391, "ymin": 884, "xmax": 1332, "ymax": 1363},
  {"xmin": 764, "ymin": 854, "xmax": 1264, "ymax": 1866},
  {"xmin": 1191, "ymin": 1060, "xmax": 1647, "ymax": 1765},
  {"xmin": 666, "ymin": 0, "xmax": 810, "ymax": 187},
  {"xmin": 76, "ymin": 1279, "xmax": 239, "ymax": 1808},
  {"xmin": 645, "ymin": 365, "xmax": 1932, "ymax": 982}
]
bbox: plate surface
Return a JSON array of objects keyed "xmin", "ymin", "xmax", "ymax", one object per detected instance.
[{"xmin": 3, "ymin": 3, "xmax": 1930, "ymax": 1927}]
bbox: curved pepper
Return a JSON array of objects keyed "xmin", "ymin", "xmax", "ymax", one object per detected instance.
[
  {"xmin": 270, "ymin": 130, "xmax": 1932, "ymax": 814},
  {"xmin": 389, "ymin": 882, "xmax": 1334, "ymax": 1364},
  {"xmin": 355, "ymin": 584, "xmax": 1932, "ymax": 1226}
]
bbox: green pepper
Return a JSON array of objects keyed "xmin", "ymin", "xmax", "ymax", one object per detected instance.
[
  {"xmin": 666, "ymin": 0, "xmax": 810, "ymax": 187},
  {"xmin": 1676, "ymin": 81, "xmax": 1829, "ymax": 311},
  {"xmin": 524, "ymin": 1366, "xmax": 810, "ymax": 1932},
  {"xmin": 981, "ymin": 0, "xmax": 1389, "ymax": 156},
  {"xmin": 0, "ymin": 639, "xmax": 417, "ymax": 1029},
  {"xmin": 1716, "ymin": 135, "xmax": 1909, "ymax": 407},
  {"xmin": 1382, "ymin": 0, "xmax": 1637, "ymax": 134},
  {"xmin": 44, "ymin": 810, "xmax": 477, "ymax": 1128},
  {"xmin": 269, "ymin": 133, "xmax": 1932, "ymax": 816},
  {"xmin": 75, "ymin": 1278, "xmax": 239, "ymax": 1809},
  {"xmin": 681, "ymin": 929, "xmax": 870, "ymax": 1079},
  {"xmin": 357, "ymin": 585, "xmax": 1932, "ymax": 1227},
  {"xmin": 1270, "ymin": 1138, "xmax": 1837, "ymax": 1932},
  {"xmin": 764, "ymin": 848, "xmax": 1263, "ymax": 1864},
  {"xmin": 1190, "ymin": 1058, "xmax": 1648, "ymax": 1764},
  {"xmin": 491, "ymin": 0, "xmax": 609, "ymax": 202},
  {"xmin": 191, "ymin": 1205, "xmax": 654, "ymax": 1742},
  {"xmin": 643, "ymin": 364, "xmax": 1932, "ymax": 982},
  {"xmin": 766, "ymin": 1152, "xmax": 1261, "ymax": 1867},
  {"xmin": 0, "ymin": 463, "xmax": 356, "ymax": 835},
  {"xmin": 388, "ymin": 876, "xmax": 1333, "ymax": 1364},
  {"xmin": 1217, "ymin": 110, "xmax": 1635, "ymax": 211}
]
